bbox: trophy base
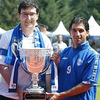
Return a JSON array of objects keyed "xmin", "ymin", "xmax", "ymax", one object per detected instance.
[
  {"xmin": 23, "ymin": 92, "xmax": 47, "ymax": 100},
  {"xmin": 26, "ymin": 87, "xmax": 44, "ymax": 93}
]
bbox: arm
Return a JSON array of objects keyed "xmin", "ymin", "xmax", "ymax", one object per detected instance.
[
  {"xmin": 48, "ymin": 83, "xmax": 91, "ymax": 100},
  {"xmin": 0, "ymin": 64, "xmax": 11, "ymax": 85},
  {"xmin": 58, "ymin": 83, "xmax": 91, "ymax": 99},
  {"xmin": 0, "ymin": 64, "xmax": 22, "ymax": 100},
  {"xmin": 50, "ymin": 52, "xmax": 60, "ymax": 67}
]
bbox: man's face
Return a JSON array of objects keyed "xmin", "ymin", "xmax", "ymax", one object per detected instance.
[
  {"xmin": 18, "ymin": 7, "xmax": 39, "ymax": 29},
  {"xmin": 41, "ymin": 27, "xmax": 47, "ymax": 34},
  {"xmin": 57, "ymin": 35, "xmax": 62, "ymax": 43},
  {"xmin": 70, "ymin": 23, "xmax": 89, "ymax": 47}
]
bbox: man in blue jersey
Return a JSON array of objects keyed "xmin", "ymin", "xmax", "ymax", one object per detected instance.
[{"xmin": 48, "ymin": 16, "xmax": 100, "ymax": 100}]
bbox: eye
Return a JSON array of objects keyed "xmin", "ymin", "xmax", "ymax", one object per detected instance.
[
  {"xmin": 23, "ymin": 13, "xmax": 28, "ymax": 16},
  {"xmin": 30, "ymin": 13, "xmax": 35, "ymax": 16},
  {"xmin": 79, "ymin": 29, "xmax": 84, "ymax": 33},
  {"xmin": 71, "ymin": 29, "xmax": 77, "ymax": 32}
]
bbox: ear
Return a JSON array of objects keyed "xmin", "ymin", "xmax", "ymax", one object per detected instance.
[
  {"xmin": 69, "ymin": 30, "xmax": 72, "ymax": 39},
  {"xmin": 69, "ymin": 34, "xmax": 72, "ymax": 39},
  {"xmin": 36, "ymin": 13, "xmax": 39, "ymax": 20},
  {"xmin": 86, "ymin": 30, "xmax": 89, "ymax": 36},
  {"xmin": 18, "ymin": 13, "xmax": 21, "ymax": 21}
]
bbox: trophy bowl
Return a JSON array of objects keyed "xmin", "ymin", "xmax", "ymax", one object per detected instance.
[
  {"xmin": 20, "ymin": 48, "xmax": 51, "ymax": 100},
  {"xmin": 11, "ymin": 42, "xmax": 51, "ymax": 100}
]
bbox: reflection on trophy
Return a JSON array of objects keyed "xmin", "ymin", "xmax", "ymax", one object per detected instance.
[
  {"xmin": 11, "ymin": 38, "xmax": 51, "ymax": 100},
  {"xmin": 53, "ymin": 44, "xmax": 60, "ymax": 53}
]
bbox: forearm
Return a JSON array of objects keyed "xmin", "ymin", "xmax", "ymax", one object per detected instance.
[
  {"xmin": 0, "ymin": 64, "xmax": 11, "ymax": 85},
  {"xmin": 59, "ymin": 83, "xmax": 91, "ymax": 99}
]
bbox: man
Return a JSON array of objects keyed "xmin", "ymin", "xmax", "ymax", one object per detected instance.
[
  {"xmin": 38, "ymin": 23, "xmax": 48, "ymax": 35},
  {"xmin": 0, "ymin": 0, "xmax": 52, "ymax": 100},
  {"xmin": 48, "ymin": 16, "xmax": 100, "ymax": 100},
  {"xmin": 37, "ymin": 23, "xmax": 53, "ymax": 50},
  {"xmin": 53, "ymin": 34, "xmax": 67, "ymax": 52}
]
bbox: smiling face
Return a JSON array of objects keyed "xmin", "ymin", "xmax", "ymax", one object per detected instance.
[
  {"xmin": 18, "ymin": 7, "xmax": 39, "ymax": 30},
  {"xmin": 70, "ymin": 23, "xmax": 89, "ymax": 48}
]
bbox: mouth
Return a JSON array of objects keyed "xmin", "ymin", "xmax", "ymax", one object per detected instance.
[
  {"xmin": 75, "ymin": 37, "xmax": 81, "ymax": 40},
  {"xmin": 25, "ymin": 21, "xmax": 31, "ymax": 24},
  {"xmin": 75, "ymin": 38, "xmax": 81, "ymax": 42}
]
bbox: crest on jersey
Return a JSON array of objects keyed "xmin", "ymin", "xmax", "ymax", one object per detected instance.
[{"xmin": 77, "ymin": 59, "xmax": 83, "ymax": 66}]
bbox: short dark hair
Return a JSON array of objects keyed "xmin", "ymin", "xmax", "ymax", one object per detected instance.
[
  {"xmin": 57, "ymin": 34, "xmax": 62, "ymax": 37},
  {"xmin": 38, "ymin": 23, "xmax": 48, "ymax": 31},
  {"xmin": 69, "ymin": 16, "xmax": 90, "ymax": 40},
  {"xmin": 18, "ymin": 0, "xmax": 39, "ymax": 14},
  {"xmin": 69, "ymin": 16, "xmax": 89, "ymax": 31}
]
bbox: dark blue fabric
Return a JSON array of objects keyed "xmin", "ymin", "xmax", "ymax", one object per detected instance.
[
  {"xmin": 0, "ymin": 48, "xmax": 8, "ymax": 56},
  {"xmin": 51, "ymin": 61, "xmax": 55, "ymax": 85}
]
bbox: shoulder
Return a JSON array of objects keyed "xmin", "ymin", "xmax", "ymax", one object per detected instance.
[
  {"xmin": 83, "ymin": 42, "xmax": 99, "ymax": 56},
  {"xmin": 1, "ymin": 29, "xmax": 13, "ymax": 39},
  {"xmin": 60, "ymin": 47, "xmax": 71, "ymax": 56},
  {"xmin": 88, "ymin": 47, "xmax": 100, "ymax": 58},
  {"xmin": 41, "ymin": 33, "xmax": 52, "ymax": 48},
  {"xmin": 41, "ymin": 33, "xmax": 50, "ymax": 41},
  {"xmin": 52, "ymin": 42, "xmax": 58, "ymax": 46},
  {"xmin": 63, "ymin": 42, "xmax": 67, "ymax": 45},
  {"xmin": 0, "ymin": 29, "xmax": 14, "ymax": 49}
]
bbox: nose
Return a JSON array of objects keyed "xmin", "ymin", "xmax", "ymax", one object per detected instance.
[
  {"xmin": 75, "ymin": 31, "xmax": 81, "ymax": 38},
  {"xmin": 27, "ymin": 15, "xmax": 31, "ymax": 20},
  {"xmin": 76, "ymin": 31, "xmax": 80, "ymax": 36}
]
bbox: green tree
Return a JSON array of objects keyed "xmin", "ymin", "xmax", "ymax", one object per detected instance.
[
  {"xmin": 68, "ymin": 0, "xmax": 100, "ymax": 25},
  {"xmin": 35, "ymin": 0, "xmax": 59, "ymax": 31},
  {"xmin": 56, "ymin": 0, "xmax": 73, "ymax": 30},
  {"xmin": 0, "ymin": 0, "xmax": 20, "ymax": 30},
  {"xmin": 87, "ymin": 0, "xmax": 100, "ymax": 25},
  {"xmin": 1, "ymin": 0, "xmax": 100, "ymax": 32}
]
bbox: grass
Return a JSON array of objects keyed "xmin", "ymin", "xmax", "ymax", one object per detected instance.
[{"xmin": 96, "ymin": 77, "xmax": 100, "ymax": 100}]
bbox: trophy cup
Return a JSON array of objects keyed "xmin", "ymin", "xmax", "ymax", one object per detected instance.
[{"xmin": 11, "ymin": 38, "xmax": 51, "ymax": 100}]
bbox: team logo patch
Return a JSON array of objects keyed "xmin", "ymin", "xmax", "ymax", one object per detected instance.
[{"xmin": 77, "ymin": 59, "xmax": 83, "ymax": 66}]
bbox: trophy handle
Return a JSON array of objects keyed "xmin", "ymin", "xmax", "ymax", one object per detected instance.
[
  {"xmin": 11, "ymin": 43, "xmax": 18, "ymax": 57},
  {"xmin": 39, "ymin": 62, "xmax": 50, "ymax": 75}
]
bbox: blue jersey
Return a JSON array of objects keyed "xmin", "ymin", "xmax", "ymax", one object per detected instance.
[{"xmin": 58, "ymin": 41, "xmax": 100, "ymax": 100}]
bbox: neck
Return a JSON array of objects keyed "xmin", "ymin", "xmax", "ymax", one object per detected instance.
[
  {"xmin": 21, "ymin": 26, "xmax": 35, "ymax": 36},
  {"xmin": 58, "ymin": 41, "xmax": 62, "ymax": 43}
]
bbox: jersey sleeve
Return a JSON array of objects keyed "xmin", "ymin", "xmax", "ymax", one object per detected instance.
[
  {"xmin": 82, "ymin": 52, "xmax": 100, "ymax": 86},
  {"xmin": 0, "ymin": 30, "xmax": 13, "ymax": 65}
]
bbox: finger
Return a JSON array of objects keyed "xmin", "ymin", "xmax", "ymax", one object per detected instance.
[{"xmin": 46, "ymin": 92, "xmax": 54, "ymax": 96}]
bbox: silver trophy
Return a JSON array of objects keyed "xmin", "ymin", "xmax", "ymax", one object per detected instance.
[{"xmin": 11, "ymin": 38, "xmax": 51, "ymax": 100}]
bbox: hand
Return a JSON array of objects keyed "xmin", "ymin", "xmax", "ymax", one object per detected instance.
[
  {"xmin": 46, "ymin": 92, "xmax": 61, "ymax": 100},
  {"xmin": 50, "ymin": 52, "xmax": 60, "ymax": 67},
  {"xmin": 17, "ymin": 86, "xmax": 25, "ymax": 100}
]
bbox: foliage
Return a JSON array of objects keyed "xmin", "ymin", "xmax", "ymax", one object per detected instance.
[
  {"xmin": 0, "ymin": 0, "xmax": 100, "ymax": 32},
  {"xmin": 96, "ymin": 77, "xmax": 100, "ymax": 100},
  {"xmin": 0, "ymin": 0, "xmax": 20, "ymax": 30},
  {"xmin": 35, "ymin": 0, "xmax": 59, "ymax": 31}
]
